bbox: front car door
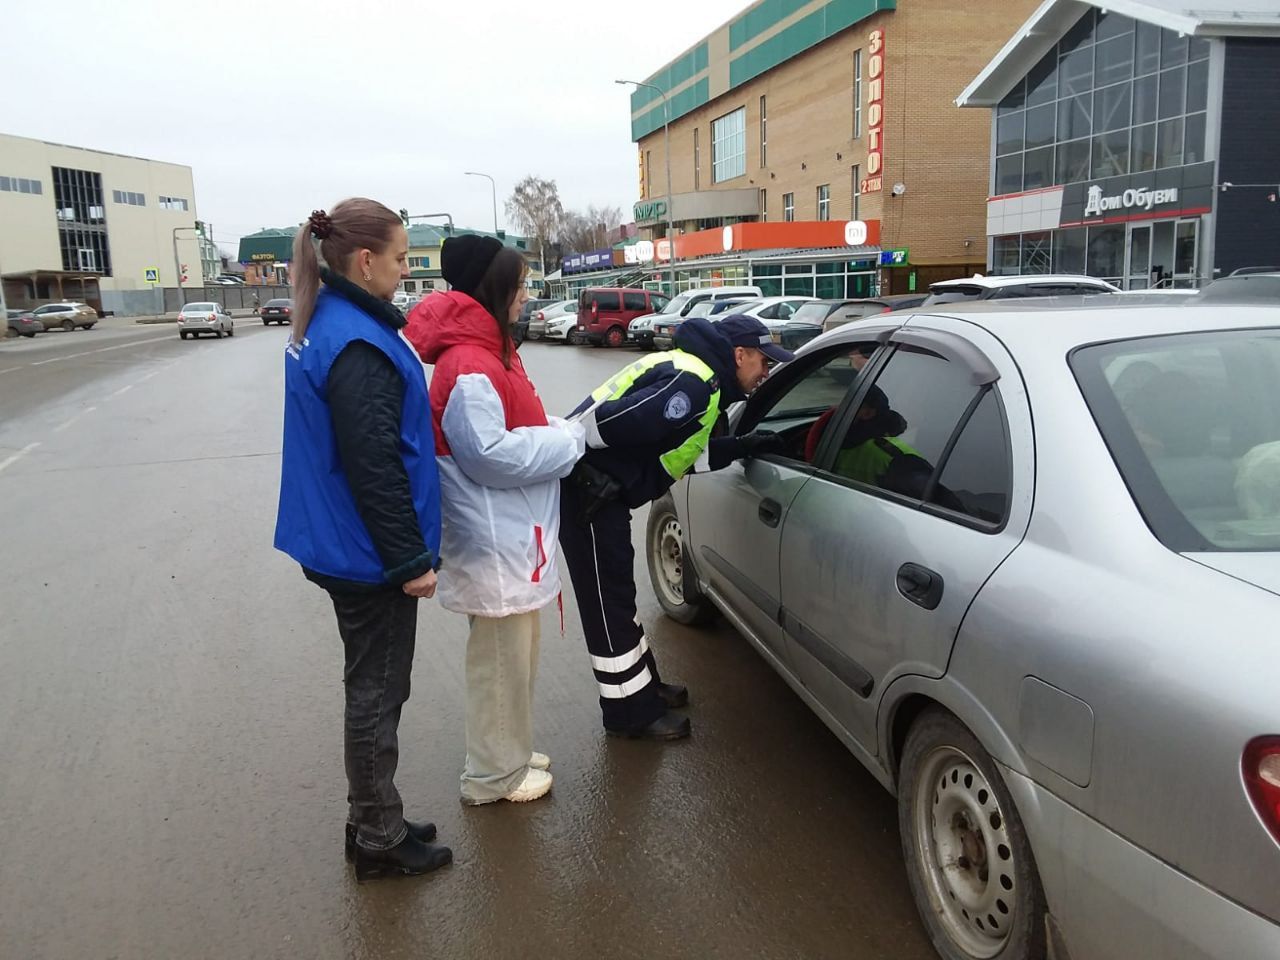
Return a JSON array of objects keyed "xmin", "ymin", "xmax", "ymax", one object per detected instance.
[
  {"xmin": 681, "ymin": 324, "xmax": 899, "ymax": 673},
  {"xmin": 776, "ymin": 320, "xmax": 1034, "ymax": 755}
]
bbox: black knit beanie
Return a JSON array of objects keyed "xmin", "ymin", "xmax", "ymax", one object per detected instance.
[{"xmin": 441, "ymin": 234, "xmax": 504, "ymax": 295}]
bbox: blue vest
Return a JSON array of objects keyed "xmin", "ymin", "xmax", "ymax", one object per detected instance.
[{"xmin": 274, "ymin": 289, "xmax": 441, "ymax": 584}]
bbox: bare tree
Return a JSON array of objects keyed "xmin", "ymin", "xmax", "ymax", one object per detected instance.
[
  {"xmin": 505, "ymin": 176, "xmax": 563, "ymax": 277},
  {"xmin": 558, "ymin": 204, "xmax": 626, "ymax": 254}
]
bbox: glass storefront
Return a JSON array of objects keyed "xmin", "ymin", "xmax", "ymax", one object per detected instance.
[
  {"xmin": 994, "ymin": 9, "xmax": 1210, "ymax": 194},
  {"xmin": 993, "ymin": 217, "xmax": 1201, "ymax": 287}
]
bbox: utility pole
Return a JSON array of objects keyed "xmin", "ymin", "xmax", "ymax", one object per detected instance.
[{"xmin": 618, "ymin": 79, "xmax": 676, "ymax": 295}]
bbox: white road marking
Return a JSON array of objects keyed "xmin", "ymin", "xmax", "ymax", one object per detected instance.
[
  {"xmin": 107, "ymin": 384, "xmax": 133, "ymax": 399},
  {"xmin": 0, "ymin": 367, "xmax": 21, "ymax": 375},
  {"xmin": 0, "ymin": 442, "xmax": 41, "ymax": 474},
  {"xmin": 52, "ymin": 406, "xmax": 98, "ymax": 434},
  {"xmin": 29, "ymin": 335, "xmax": 174, "ymax": 366}
]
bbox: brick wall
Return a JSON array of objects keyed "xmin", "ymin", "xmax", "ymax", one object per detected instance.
[{"xmin": 637, "ymin": 0, "xmax": 1040, "ymax": 270}]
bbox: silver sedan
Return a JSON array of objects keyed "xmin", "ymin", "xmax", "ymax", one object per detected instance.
[{"xmin": 647, "ymin": 299, "xmax": 1280, "ymax": 960}]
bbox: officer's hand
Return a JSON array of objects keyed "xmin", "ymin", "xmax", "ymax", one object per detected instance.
[
  {"xmin": 402, "ymin": 570, "xmax": 438, "ymax": 599},
  {"xmin": 738, "ymin": 430, "xmax": 787, "ymax": 459}
]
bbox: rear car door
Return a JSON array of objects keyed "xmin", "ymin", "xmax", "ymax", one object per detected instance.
[
  {"xmin": 776, "ymin": 322, "xmax": 1033, "ymax": 751},
  {"xmin": 682, "ymin": 326, "xmax": 898, "ymax": 668}
]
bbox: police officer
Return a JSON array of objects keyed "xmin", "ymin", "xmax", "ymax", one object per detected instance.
[{"xmin": 560, "ymin": 314, "xmax": 794, "ymax": 740}]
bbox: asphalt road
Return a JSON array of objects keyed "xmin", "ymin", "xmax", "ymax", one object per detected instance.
[{"xmin": 0, "ymin": 319, "xmax": 935, "ymax": 960}]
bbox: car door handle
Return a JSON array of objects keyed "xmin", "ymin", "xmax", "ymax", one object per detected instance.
[
  {"xmin": 897, "ymin": 563, "xmax": 943, "ymax": 610},
  {"xmin": 758, "ymin": 498, "xmax": 782, "ymax": 528}
]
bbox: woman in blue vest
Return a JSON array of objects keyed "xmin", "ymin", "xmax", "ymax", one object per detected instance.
[{"xmin": 274, "ymin": 199, "xmax": 451, "ymax": 883}]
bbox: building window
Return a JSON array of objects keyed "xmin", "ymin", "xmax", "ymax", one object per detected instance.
[
  {"xmin": 52, "ymin": 167, "xmax": 112, "ymax": 276},
  {"xmin": 817, "ymin": 184, "xmax": 831, "ymax": 221},
  {"xmin": 853, "ymin": 49, "xmax": 863, "ymax": 138},
  {"xmin": 993, "ymin": 9, "xmax": 1210, "ymax": 195},
  {"xmin": 112, "ymin": 190, "xmax": 145, "ymax": 206},
  {"xmin": 0, "ymin": 176, "xmax": 43, "ymax": 195},
  {"xmin": 760, "ymin": 188, "xmax": 768, "ymax": 222},
  {"xmin": 759, "ymin": 95, "xmax": 767, "ymax": 168},
  {"xmin": 159, "ymin": 196, "xmax": 189, "ymax": 211},
  {"xmin": 408, "ymin": 256, "xmax": 429, "ymax": 268},
  {"xmin": 783, "ymin": 192, "xmax": 795, "ymax": 222},
  {"xmin": 851, "ymin": 165, "xmax": 861, "ymax": 219},
  {"xmin": 712, "ymin": 107, "xmax": 747, "ymax": 183}
]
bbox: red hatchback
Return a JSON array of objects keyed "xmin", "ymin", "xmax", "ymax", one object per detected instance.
[{"xmin": 577, "ymin": 288, "xmax": 669, "ymax": 347}]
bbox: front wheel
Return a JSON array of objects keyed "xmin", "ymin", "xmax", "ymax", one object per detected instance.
[
  {"xmin": 898, "ymin": 709, "xmax": 1048, "ymax": 960},
  {"xmin": 645, "ymin": 492, "xmax": 716, "ymax": 626},
  {"xmin": 62, "ymin": 319, "xmax": 75, "ymax": 332}
]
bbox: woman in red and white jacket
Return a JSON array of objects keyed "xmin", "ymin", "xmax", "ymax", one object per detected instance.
[{"xmin": 406, "ymin": 236, "xmax": 584, "ymax": 806}]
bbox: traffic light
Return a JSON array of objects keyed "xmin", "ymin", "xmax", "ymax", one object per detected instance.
[
  {"xmin": 180, "ymin": 263, "xmax": 189, "ymax": 283},
  {"xmin": 399, "ymin": 208, "xmax": 410, "ymax": 226}
]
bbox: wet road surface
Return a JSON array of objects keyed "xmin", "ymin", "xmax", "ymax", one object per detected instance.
[{"xmin": 0, "ymin": 322, "xmax": 935, "ymax": 959}]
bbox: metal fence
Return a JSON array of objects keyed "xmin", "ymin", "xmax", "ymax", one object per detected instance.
[{"xmin": 162, "ymin": 285, "xmax": 293, "ymax": 313}]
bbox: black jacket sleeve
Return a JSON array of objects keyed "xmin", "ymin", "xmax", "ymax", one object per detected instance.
[{"xmin": 328, "ymin": 341, "xmax": 435, "ymax": 585}]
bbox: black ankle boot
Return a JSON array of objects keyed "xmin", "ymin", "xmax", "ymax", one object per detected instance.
[
  {"xmin": 607, "ymin": 710, "xmax": 692, "ymax": 741},
  {"xmin": 345, "ymin": 819, "xmax": 436, "ymax": 863},
  {"xmin": 655, "ymin": 681, "xmax": 689, "ymax": 708},
  {"xmin": 353, "ymin": 833, "xmax": 452, "ymax": 883}
]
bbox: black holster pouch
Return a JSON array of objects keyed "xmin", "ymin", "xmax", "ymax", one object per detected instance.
[{"xmin": 568, "ymin": 460, "xmax": 623, "ymax": 524}]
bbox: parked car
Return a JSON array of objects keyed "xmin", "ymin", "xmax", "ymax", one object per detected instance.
[
  {"xmin": 814, "ymin": 294, "xmax": 932, "ymax": 335},
  {"xmin": 1230, "ymin": 265, "xmax": 1280, "ymax": 276},
  {"xmin": 527, "ymin": 300, "xmax": 579, "ymax": 341},
  {"xmin": 513, "ymin": 297, "xmax": 557, "ymax": 346},
  {"xmin": 521, "ymin": 298, "xmax": 566, "ymax": 341},
  {"xmin": 576, "ymin": 287, "xmax": 670, "ymax": 347},
  {"xmin": 718, "ymin": 296, "xmax": 818, "ymax": 338},
  {"xmin": 922, "ymin": 274, "xmax": 1119, "ymax": 306},
  {"xmin": 32, "ymin": 302, "xmax": 98, "ymax": 332},
  {"xmin": 646, "ymin": 296, "xmax": 1280, "ymax": 960},
  {"xmin": 260, "ymin": 298, "xmax": 294, "ymax": 325},
  {"xmin": 5, "ymin": 308, "xmax": 42, "ymax": 338},
  {"xmin": 1199, "ymin": 272, "xmax": 1280, "ymax": 302},
  {"xmin": 629, "ymin": 285, "xmax": 763, "ymax": 348},
  {"xmin": 177, "ymin": 302, "xmax": 235, "ymax": 339},
  {"xmin": 651, "ymin": 298, "xmax": 755, "ymax": 350}
]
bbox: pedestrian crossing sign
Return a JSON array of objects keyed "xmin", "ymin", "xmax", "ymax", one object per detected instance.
[{"xmin": 144, "ymin": 267, "xmax": 160, "ymax": 284}]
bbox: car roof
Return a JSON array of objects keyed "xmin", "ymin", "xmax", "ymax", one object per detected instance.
[{"xmin": 929, "ymin": 274, "xmax": 1116, "ymax": 290}]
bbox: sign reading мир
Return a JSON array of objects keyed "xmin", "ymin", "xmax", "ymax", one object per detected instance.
[{"xmin": 862, "ymin": 28, "xmax": 885, "ymax": 195}]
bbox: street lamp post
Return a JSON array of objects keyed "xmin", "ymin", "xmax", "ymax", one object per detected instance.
[
  {"xmin": 464, "ymin": 172, "xmax": 499, "ymax": 235},
  {"xmin": 617, "ymin": 79, "xmax": 676, "ymax": 295}
]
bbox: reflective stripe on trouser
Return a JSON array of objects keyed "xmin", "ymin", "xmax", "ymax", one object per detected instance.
[{"xmin": 558, "ymin": 479, "xmax": 666, "ymax": 732}]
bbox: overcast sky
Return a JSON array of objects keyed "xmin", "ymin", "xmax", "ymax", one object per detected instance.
[{"xmin": 4, "ymin": 0, "xmax": 749, "ymax": 254}]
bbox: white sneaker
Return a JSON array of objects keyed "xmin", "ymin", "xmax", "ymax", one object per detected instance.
[
  {"xmin": 504, "ymin": 768, "xmax": 552, "ymax": 803},
  {"xmin": 529, "ymin": 751, "xmax": 551, "ymax": 771}
]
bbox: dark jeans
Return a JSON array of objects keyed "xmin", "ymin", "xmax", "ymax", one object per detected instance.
[{"xmin": 328, "ymin": 588, "xmax": 418, "ymax": 851}]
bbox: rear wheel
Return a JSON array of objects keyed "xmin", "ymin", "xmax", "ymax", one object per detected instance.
[
  {"xmin": 84, "ymin": 322, "xmax": 96, "ymax": 330},
  {"xmin": 21, "ymin": 331, "xmax": 36, "ymax": 338},
  {"xmin": 262, "ymin": 319, "xmax": 269, "ymax": 326},
  {"xmin": 645, "ymin": 493, "xmax": 716, "ymax": 626},
  {"xmin": 604, "ymin": 326, "xmax": 625, "ymax": 348},
  {"xmin": 180, "ymin": 332, "xmax": 189, "ymax": 340},
  {"xmin": 898, "ymin": 709, "xmax": 1048, "ymax": 960},
  {"xmin": 227, "ymin": 324, "xmax": 234, "ymax": 337},
  {"xmin": 61, "ymin": 319, "xmax": 75, "ymax": 332}
]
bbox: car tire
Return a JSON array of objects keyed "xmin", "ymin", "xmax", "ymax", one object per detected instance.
[
  {"xmin": 215, "ymin": 329, "xmax": 223, "ymax": 339},
  {"xmin": 645, "ymin": 492, "xmax": 717, "ymax": 626},
  {"xmin": 180, "ymin": 332, "xmax": 188, "ymax": 340},
  {"xmin": 898, "ymin": 708, "xmax": 1048, "ymax": 960},
  {"xmin": 22, "ymin": 331, "xmax": 36, "ymax": 338},
  {"xmin": 227, "ymin": 325, "xmax": 234, "ymax": 337},
  {"xmin": 62, "ymin": 319, "xmax": 76, "ymax": 332},
  {"xmin": 604, "ymin": 326, "xmax": 625, "ymax": 348},
  {"xmin": 262, "ymin": 319, "xmax": 269, "ymax": 326},
  {"xmin": 84, "ymin": 322, "xmax": 96, "ymax": 330}
]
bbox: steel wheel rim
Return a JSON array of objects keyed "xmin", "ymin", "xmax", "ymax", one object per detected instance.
[
  {"xmin": 653, "ymin": 516, "xmax": 685, "ymax": 606},
  {"xmin": 913, "ymin": 745, "xmax": 1016, "ymax": 958}
]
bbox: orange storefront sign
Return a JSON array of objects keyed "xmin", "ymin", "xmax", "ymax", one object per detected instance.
[{"xmin": 657, "ymin": 220, "xmax": 881, "ymax": 261}]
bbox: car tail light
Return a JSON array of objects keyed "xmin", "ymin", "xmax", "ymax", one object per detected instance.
[
  {"xmin": 283, "ymin": 307, "xmax": 291, "ymax": 314},
  {"xmin": 536, "ymin": 311, "xmax": 544, "ymax": 322},
  {"xmin": 1244, "ymin": 737, "xmax": 1280, "ymax": 845}
]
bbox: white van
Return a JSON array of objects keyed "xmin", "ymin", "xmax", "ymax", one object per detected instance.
[{"xmin": 629, "ymin": 285, "xmax": 763, "ymax": 348}]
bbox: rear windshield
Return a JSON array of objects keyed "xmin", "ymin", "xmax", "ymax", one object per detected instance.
[
  {"xmin": 790, "ymin": 302, "xmax": 833, "ymax": 324},
  {"xmin": 184, "ymin": 303, "xmax": 216, "ymax": 311},
  {"xmin": 664, "ymin": 293, "xmax": 693, "ymax": 315},
  {"xmin": 1072, "ymin": 329, "xmax": 1280, "ymax": 551},
  {"xmin": 266, "ymin": 299, "xmax": 291, "ymax": 307},
  {"xmin": 923, "ymin": 286, "xmax": 985, "ymax": 305}
]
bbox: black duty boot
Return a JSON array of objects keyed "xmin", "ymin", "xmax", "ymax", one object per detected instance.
[
  {"xmin": 353, "ymin": 833, "xmax": 452, "ymax": 883},
  {"xmin": 607, "ymin": 710, "xmax": 692, "ymax": 741},
  {"xmin": 346, "ymin": 819, "xmax": 437, "ymax": 863},
  {"xmin": 655, "ymin": 681, "xmax": 689, "ymax": 709}
]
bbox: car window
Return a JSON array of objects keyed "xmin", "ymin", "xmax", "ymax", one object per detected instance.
[
  {"xmin": 687, "ymin": 301, "xmax": 715, "ymax": 317},
  {"xmin": 829, "ymin": 347, "xmax": 981, "ymax": 506},
  {"xmin": 186, "ymin": 302, "xmax": 216, "ymax": 311},
  {"xmin": 650, "ymin": 295, "xmax": 670, "ymax": 311},
  {"xmin": 791, "ymin": 302, "xmax": 832, "ymax": 325},
  {"xmin": 756, "ymin": 303, "xmax": 780, "ymax": 320},
  {"xmin": 926, "ymin": 389, "xmax": 1011, "ymax": 524},
  {"xmin": 924, "ymin": 286, "xmax": 985, "ymax": 305},
  {"xmin": 745, "ymin": 343, "xmax": 881, "ymax": 462},
  {"xmin": 623, "ymin": 291, "xmax": 647, "ymax": 311},
  {"xmin": 594, "ymin": 291, "xmax": 621, "ymax": 310},
  {"xmin": 1073, "ymin": 330, "xmax": 1280, "ymax": 551}
]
